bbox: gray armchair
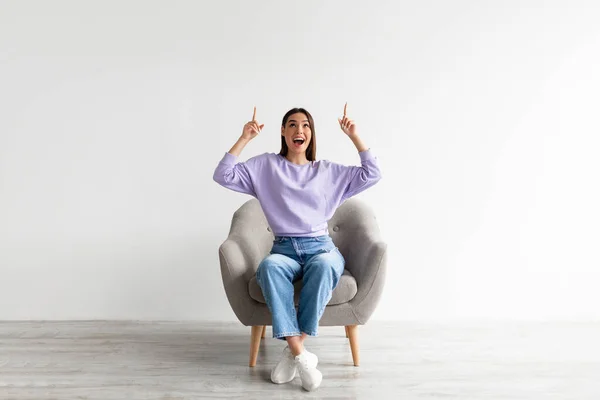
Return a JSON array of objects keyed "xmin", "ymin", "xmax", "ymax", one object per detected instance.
[{"xmin": 218, "ymin": 197, "xmax": 387, "ymax": 367}]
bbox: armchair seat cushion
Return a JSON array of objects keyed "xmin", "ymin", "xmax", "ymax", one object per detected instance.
[{"xmin": 248, "ymin": 269, "xmax": 358, "ymax": 306}]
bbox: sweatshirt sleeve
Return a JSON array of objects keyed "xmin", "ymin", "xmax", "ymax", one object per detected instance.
[
  {"xmin": 334, "ymin": 149, "xmax": 382, "ymax": 202},
  {"xmin": 212, "ymin": 152, "xmax": 258, "ymax": 197}
]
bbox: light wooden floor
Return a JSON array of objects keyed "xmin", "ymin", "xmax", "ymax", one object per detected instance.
[{"xmin": 0, "ymin": 321, "xmax": 599, "ymax": 399}]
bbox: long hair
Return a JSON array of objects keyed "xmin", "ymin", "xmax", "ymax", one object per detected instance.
[{"xmin": 279, "ymin": 108, "xmax": 317, "ymax": 161}]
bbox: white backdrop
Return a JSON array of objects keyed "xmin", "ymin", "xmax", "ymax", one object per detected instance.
[{"xmin": 1, "ymin": 0, "xmax": 599, "ymax": 321}]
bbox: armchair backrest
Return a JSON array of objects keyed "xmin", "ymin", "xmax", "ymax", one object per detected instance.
[{"xmin": 227, "ymin": 198, "xmax": 382, "ymax": 273}]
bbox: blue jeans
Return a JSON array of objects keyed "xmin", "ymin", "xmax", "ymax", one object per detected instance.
[{"xmin": 256, "ymin": 235, "xmax": 345, "ymax": 340}]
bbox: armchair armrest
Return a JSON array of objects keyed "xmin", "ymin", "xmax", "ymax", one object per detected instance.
[
  {"xmin": 218, "ymin": 238, "xmax": 259, "ymax": 325},
  {"xmin": 343, "ymin": 235, "xmax": 388, "ymax": 324}
]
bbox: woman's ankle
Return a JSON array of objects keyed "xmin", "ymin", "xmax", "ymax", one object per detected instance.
[{"xmin": 286, "ymin": 336, "xmax": 304, "ymax": 356}]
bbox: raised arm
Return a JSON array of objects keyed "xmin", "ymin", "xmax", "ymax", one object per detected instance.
[
  {"xmin": 229, "ymin": 106, "xmax": 263, "ymax": 156},
  {"xmin": 336, "ymin": 103, "xmax": 382, "ymax": 201},
  {"xmin": 213, "ymin": 107, "xmax": 264, "ymax": 196}
]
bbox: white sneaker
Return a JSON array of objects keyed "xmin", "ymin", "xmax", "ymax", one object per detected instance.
[
  {"xmin": 295, "ymin": 350, "xmax": 323, "ymax": 391},
  {"xmin": 271, "ymin": 346, "xmax": 318, "ymax": 384}
]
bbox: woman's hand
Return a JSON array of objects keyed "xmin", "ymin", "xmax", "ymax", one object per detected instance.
[
  {"xmin": 338, "ymin": 102, "xmax": 357, "ymax": 138},
  {"xmin": 241, "ymin": 106, "xmax": 264, "ymax": 141},
  {"xmin": 338, "ymin": 102, "xmax": 368, "ymax": 152}
]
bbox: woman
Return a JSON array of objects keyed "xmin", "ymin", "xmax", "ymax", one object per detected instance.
[{"xmin": 213, "ymin": 104, "xmax": 381, "ymax": 391}]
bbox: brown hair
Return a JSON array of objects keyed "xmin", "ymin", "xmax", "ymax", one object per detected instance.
[{"xmin": 279, "ymin": 108, "xmax": 317, "ymax": 161}]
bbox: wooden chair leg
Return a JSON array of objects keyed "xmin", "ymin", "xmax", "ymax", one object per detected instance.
[
  {"xmin": 249, "ymin": 326, "xmax": 263, "ymax": 367},
  {"xmin": 346, "ymin": 325, "xmax": 360, "ymax": 366},
  {"xmin": 261, "ymin": 325, "xmax": 266, "ymax": 339},
  {"xmin": 345, "ymin": 326, "xmax": 349, "ymax": 338}
]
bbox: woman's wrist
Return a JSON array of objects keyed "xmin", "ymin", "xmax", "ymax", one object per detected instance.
[
  {"xmin": 228, "ymin": 136, "xmax": 251, "ymax": 157},
  {"xmin": 350, "ymin": 134, "xmax": 367, "ymax": 152}
]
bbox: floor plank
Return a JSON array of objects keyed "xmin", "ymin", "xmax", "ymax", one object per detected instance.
[{"xmin": 0, "ymin": 321, "xmax": 599, "ymax": 399}]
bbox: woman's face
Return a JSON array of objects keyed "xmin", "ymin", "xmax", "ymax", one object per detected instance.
[{"xmin": 281, "ymin": 112, "xmax": 312, "ymax": 155}]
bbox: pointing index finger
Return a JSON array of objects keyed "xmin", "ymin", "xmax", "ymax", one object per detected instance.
[
  {"xmin": 252, "ymin": 106, "xmax": 257, "ymax": 121},
  {"xmin": 343, "ymin": 102, "xmax": 347, "ymax": 117}
]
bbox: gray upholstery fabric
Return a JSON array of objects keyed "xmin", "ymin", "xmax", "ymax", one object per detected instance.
[{"xmin": 218, "ymin": 198, "xmax": 387, "ymax": 327}]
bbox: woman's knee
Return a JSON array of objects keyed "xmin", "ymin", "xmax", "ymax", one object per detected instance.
[
  {"xmin": 257, "ymin": 256, "xmax": 281, "ymax": 280},
  {"xmin": 305, "ymin": 264, "xmax": 337, "ymax": 286},
  {"xmin": 308, "ymin": 252, "xmax": 344, "ymax": 274}
]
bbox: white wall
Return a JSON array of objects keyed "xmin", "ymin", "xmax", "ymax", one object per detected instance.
[{"xmin": 1, "ymin": 0, "xmax": 599, "ymax": 321}]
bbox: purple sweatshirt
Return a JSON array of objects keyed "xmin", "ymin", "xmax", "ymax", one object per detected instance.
[{"xmin": 213, "ymin": 149, "xmax": 382, "ymax": 237}]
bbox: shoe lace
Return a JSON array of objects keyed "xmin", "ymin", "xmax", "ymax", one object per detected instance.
[{"xmin": 297, "ymin": 355, "xmax": 309, "ymax": 369}]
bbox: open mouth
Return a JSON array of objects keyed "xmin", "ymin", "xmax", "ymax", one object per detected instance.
[{"xmin": 292, "ymin": 137, "xmax": 305, "ymax": 147}]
